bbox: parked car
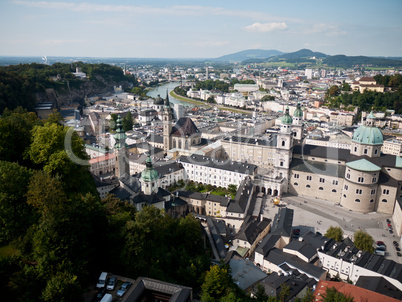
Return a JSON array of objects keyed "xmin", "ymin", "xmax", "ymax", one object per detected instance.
[
  {"xmin": 96, "ymin": 272, "xmax": 108, "ymax": 289},
  {"xmin": 395, "ymin": 247, "xmax": 401, "ymax": 252},
  {"xmin": 376, "ymin": 241, "xmax": 385, "ymax": 246},
  {"xmin": 117, "ymin": 281, "xmax": 132, "ymax": 297},
  {"xmin": 397, "ymin": 252, "xmax": 401, "ymax": 257},
  {"xmin": 376, "ymin": 245, "xmax": 386, "ymax": 251},
  {"xmin": 106, "ymin": 276, "xmax": 117, "ymax": 291},
  {"xmin": 374, "ymin": 249, "xmax": 385, "ymax": 256},
  {"xmin": 393, "ymin": 241, "xmax": 398, "ymax": 246},
  {"xmin": 94, "ymin": 287, "xmax": 106, "ymax": 302}
]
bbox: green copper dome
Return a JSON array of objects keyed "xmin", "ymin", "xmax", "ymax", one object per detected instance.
[
  {"xmin": 293, "ymin": 102, "xmax": 303, "ymax": 118},
  {"xmin": 352, "ymin": 112, "xmax": 383, "ymax": 145},
  {"xmin": 281, "ymin": 106, "xmax": 293, "ymax": 124},
  {"xmin": 141, "ymin": 155, "xmax": 159, "ymax": 182}
]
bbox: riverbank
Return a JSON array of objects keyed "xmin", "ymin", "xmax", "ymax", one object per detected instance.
[{"xmin": 170, "ymin": 90, "xmax": 252, "ymax": 115}]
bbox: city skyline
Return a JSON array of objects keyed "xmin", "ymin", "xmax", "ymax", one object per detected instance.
[{"xmin": 0, "ymin": 0, "xmax": 401, "ymax": 59}]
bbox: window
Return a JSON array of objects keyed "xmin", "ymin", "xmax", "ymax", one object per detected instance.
[
  {"xmin": 355, "ymin": 199, "xmax": 360, "ymax": 202},
  {"xmin": 280, "ymin": 162, "xmax": 283, "ymax": 167},
  {"xmin": 282, "ymin": 141, "xmax": 285, "ymax": 147},
  {"xmin": 356, "ymin": 189, "xmax": 362, "ymax": 194},
  {"xmin": 372, "ymin": 178, "xmax": 377, "ymax": 183},
  {"xmin": 370, "ymin": 199, "xmax": 374, "ymax": 203},
  {"xmin": 383, "ymin": 189, "xmax": 389, "ymax": 195},
  {"xmin": 344, "ymin": 185, "xmax": 348, "ymax": 190},
  {"xmin": 382, "ymin": 199, "xmax": 387, "ymax": 203},
  {"xmin": 294, "ymin": 182, "xmax": 298, "ymax": 186},
  {"xmin": 354, "ymin": 147, "xmax": 357, "ymax": 152},
  {"xmin": 358, "ymin": 177, "xmax": 364, "ymax": 183},
  {"xmin": 319, "ymin": 178, "xmax": 325, "ymax": 183},
  {"xmin": 294, "ymin": 174, "xmax": 299, "ymax": 179},
  {"xmin": 307, "ymin": 176, "xmax": 312, "ymax": 181},
  {"xmin": 319, "ymin": 187, "xmax": 324, "ymax": 190},
  {"xmin": 333, "ymin": 180, "xmax": 338, "ymax": 185},
  {"xmin": 374, "ymin": 149, "xmax": 378, "ymax": 155},
  {"xmin": 346, "ymin": 173, "xmax": 350, "ymax": 179},
  {"xmin": 306, "ymin": 185, "xmax": 311, "ymax": 188},
  {"xmin": 364, "ymin": 149, "xmax": 368, "ymax": 154},
  {"xmin": 343, "ymin": 194, "xmax": 347, "ymax": 198},
  {"xmin": 371, "ymin": 189, "xmax": 376, "ymax": 195},
  {"xmin": 332, "ymin": 189, "xmax": 337, "ymax": 193}
]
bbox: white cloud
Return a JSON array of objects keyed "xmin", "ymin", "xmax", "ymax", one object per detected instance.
[
  {"xmin": 12, "ymin": 1, "xmax": 302, "ymax": 22},
  {"xmin": 245, "ymin": 22, "xmax": 288, "ymax": 33},
  {"xmin": 306, "ymin": 24, "xmax": 346, "ymax": 37}
]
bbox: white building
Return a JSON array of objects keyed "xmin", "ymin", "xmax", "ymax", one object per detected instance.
[{"xmin": 178, "ymin": 154, "xmax": 256, "ymax": 188}]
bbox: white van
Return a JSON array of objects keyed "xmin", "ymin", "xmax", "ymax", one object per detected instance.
[
  {"xmin": 96, "ymin": 272, "xmax": 108, "ymax": 288},
  {"xmin": 100, "ymin": 293, "xmax": 112, "ymax": 302}
]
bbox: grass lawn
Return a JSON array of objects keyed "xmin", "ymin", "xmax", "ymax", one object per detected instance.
[{"xmin": 0, "ymin": 245, "xmax": 20, "ymax": 259}]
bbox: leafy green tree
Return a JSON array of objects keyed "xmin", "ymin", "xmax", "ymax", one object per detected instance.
[
  {"xmin": 41, "ymin": 271, "xmax": 82, "ymax": 302},
  {"xmin": 201, "ymin": 264, "xmax": 233, "ymax": 302},
  {"xmin": 110, "ymin": 113, "xmax": 118, "ymax": 130},
  {"xmin": 341, "ymin": 82, "xmax": 351, "ymax": 91},
  {"xmin": 322, "ymin": 287, "xmax": 354, "ymax": 302},
  {"xmin": 122, "ymin": 111, "xmax": 133, "ymax": 132},
  {"xmin": 353, "ymin": 230, "xmax": 374, "ymax": 253},
  {"xmin": 261, "ymin": 95, "xmax": 275, "ymax": 102},
  {"xmin": 254, "ymin": 283, "xmax": 269, "ymax": 302},
  {"xmin": 327, "ymin": 85, "xmax": 340, "ymax": 98},
  {"xmin": 0, "ymin": 107, "xmax": 39, "ymax": 165},
  {"xmin": 325, "ymin": 226, "xmax": 344, "ymax": 242},
  {"xmin": 0, "ymin": 161, "xmax": 35, "ymax": 243},
  {"xmin": 279, "ymin": 283, "xmax": 291, "ymax": 302}
]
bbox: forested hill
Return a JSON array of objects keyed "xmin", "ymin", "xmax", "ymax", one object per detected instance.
[
  {"xmin": 323, "ymin": 55, "xmax": 402, "ymax": 68},
  {"xmin": 0, "ymin": 62, "xmax": 135, "ymax": 114}
]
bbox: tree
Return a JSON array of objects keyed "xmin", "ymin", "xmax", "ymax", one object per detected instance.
[
  {"xmin": 41, "ymin": 270, "xmax": 82, "ymax": 302},
  {"xmin": 327, "ymin": 85, "xmax": 340, "ymax": 98},
  {"xmin": 279, "ymin": 283, "xmax": 290, "ymax": 302},
  {"xmin": 122, "ymin": 112, "xmax": 133, "ymax": 132},
  {"xmin": 110, "ymin": 113, "xmax": 118, "ymax": 130},
  {"xmin": 254, "ymin": 284, "xmax": 269, "ymax": 302},
  {"xmin": 228, "ymin": 184, "xmax": 237, "ymax": 196},
  {"xmin": 322, "ymin": 287, "xmax": 354, "ymax": 302},
  {"xmin": 325, "ymin": 226, "xmax": 344, "ymax": 242},
  {"xmin": 0, "ymin": 161, "xmax": 35, "ymax": 243},
  {"xmin": 301, "ymin": 287, "xmax": 314, "ymax": 302},
  {"xmin": 353, "ymin": 230, "xmax": 374, "ymax": 253},
  {"xmin": 342, "ymin": 82, "xmax": 351, "ymax": 91},
  {"xmin": 261, "ymin": 95, "xmax": 275, "ymax": 102},
  {"xmin": 201, "ymin": 264, "xmax": 233, "ymax": 302}
]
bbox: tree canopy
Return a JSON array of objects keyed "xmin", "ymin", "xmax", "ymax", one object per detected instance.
[
  {"xmin": 325, "ymin": 226, "xmax": 344, "ymax": 242},
  {"xmin": 353, "ymin": 230, "xmax": 374, "ymax": 253}
]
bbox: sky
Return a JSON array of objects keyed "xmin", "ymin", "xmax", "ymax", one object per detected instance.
[{"xmin": 1, "ymin": 0, "xmax": 401, "ymax": 58}]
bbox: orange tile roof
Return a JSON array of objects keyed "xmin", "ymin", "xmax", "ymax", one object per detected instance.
[
  {"xmin": 89, "ymin": 153, "xmax": 115, "ymax": 164},
  {"xmin": 314, "ymin": 280, "xmax": 400, "ymax": 302}
]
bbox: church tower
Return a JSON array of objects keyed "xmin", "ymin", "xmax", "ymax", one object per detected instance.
[
  {"xmin": 114, "ymin": 115, "xmax": 129, "ymax": 178},
  {"xmin": 292, "ymin": 101, "xmax": 304, "ymax": 142},
  {"xmin": 163, "ymin": 91, "xmax": 172, "ymax": 152},
  {"xmin": 274, "ymin": 107, "xmax": 294, "ymax": 188},
  {"xmin": 140, "ymin": 155, "xmax": 160, "ymax": 195}
]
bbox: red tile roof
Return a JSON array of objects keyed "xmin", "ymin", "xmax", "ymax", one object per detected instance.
[{"xmin": 314, "ymin": 280, "xmax": 400, "ymax": 302}]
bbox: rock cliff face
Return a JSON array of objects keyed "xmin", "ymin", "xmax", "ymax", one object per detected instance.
[{"xmin": 35, "ymin": 76, "xmax": 132, "ymax": 107}]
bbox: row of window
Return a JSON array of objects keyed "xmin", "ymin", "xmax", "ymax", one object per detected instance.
[
  {"xmin": 296, "ymin": 183, "xmax": 337, "ymax": 192},
  {"xmin": 354, "ymin": 146, "xmax": 379, "ymax": 155},
  {"xmin": 293, "ymin": 174, "xmax": 338, "ymax": 185},
  {"xmin": 342, "ymin": 194, "xmax": 387, "ymax": 203},
  {"xmin": 346, "ymin": 174, "xmax": 377, "ymax": 183}
]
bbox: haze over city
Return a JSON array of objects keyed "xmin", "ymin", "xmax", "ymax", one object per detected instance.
[{"xmin": 1, "ymin": 0, "xmax": 401, "ymax": 58}]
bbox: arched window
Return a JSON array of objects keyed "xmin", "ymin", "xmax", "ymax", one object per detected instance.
[
  {"xmin": 294, "ymin": 182, "xmax": 298, "ymax": 186},
  {"xmin": 343, "ymin": 194, "xmax": 346, "ymax": 198},
  {"xmin": 355, "ymin": 199, "xmax": 360, "ymax": 202},
  {"xmin": 306, "ymin": 185, "xmax": 310, "ymax": 188},
  {"xmin": 382, "ymin": 199, "xmax": 387, "ymax": 203},
  {"xmin": 370, "ymin": 199, "xmax": 374, "ymax": 203},
  {"xmin": 332, "ymin": 189, "xmax": 337, "ymax": 193},
  {"xmin": 282, "ymin": 141, "xmax": 285, "ymax": 147},
  {"xmin": 374, "ymin": 149, "xmax": 378, "ymax": 154},
  {"xmin": 319, "ymin": 187, "xmax": 324, "ymax": 190}
]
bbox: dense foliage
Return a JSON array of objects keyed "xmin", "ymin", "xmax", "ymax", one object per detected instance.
[
  {"xmin": 0, "ymin": 62, "xmax": 135, "ymax": 114},
  {"xmin": 325, "ymin": 226, "xmax": 344, "ymax": 242},
  {"xmin": 324, "ymin": 55, "xmax": 402, "ymax": 68},
  {"xmin": 0, "ymin": 108, "xmax": 209, "ymax": 301},
  {"xmin": 325, "ymin": 75, "xmax": 402, "ymax": 113}
]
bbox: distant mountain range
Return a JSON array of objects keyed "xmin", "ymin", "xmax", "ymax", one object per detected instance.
[
  {"xmin": 213, "ymin": 49, "xmax": 283, "ymax": 62},
  {"xmin": 213, "ymin": 48, "xmax": 402, "ymax": 68}
]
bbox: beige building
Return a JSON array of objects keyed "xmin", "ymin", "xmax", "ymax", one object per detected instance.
[
  {"xmin": 351, "ymin": 77, "xmax": 384, "ymax": 93},
  {"xmin": 382, "ymin": 138, "xmax": 402, "ymax": 156}
]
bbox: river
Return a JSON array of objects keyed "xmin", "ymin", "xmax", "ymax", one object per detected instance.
[{"xmin": 146, "ymin": 82, "xmax": 196, "ymax": 108}]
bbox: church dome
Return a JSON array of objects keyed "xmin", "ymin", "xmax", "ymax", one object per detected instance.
[
  {"xmin": 352, "ymin": 111, "xmax": 383, "ymax": 145},
  {"xmin": 352, "ymin": 125, "xmax": 383, "ymax": 145},
  {"xmin": 141, "ymin": 155, "xmax": 159, "ymax": 182},
  {"xmin": 281, "ymin": 107, "xmax": 293, "ymax": 124},
  {"xmin": 293, "ymin": 102, "xmax": 303, "ymax": 118},
  {"xmin": 154, "ymin": 95, "xmax": 164, "ymax": 105}
]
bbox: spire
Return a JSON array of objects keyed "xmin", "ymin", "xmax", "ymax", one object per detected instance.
[{"xmin": 164, "ymin": 89, "xmax": 170, "ymax": 107}]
